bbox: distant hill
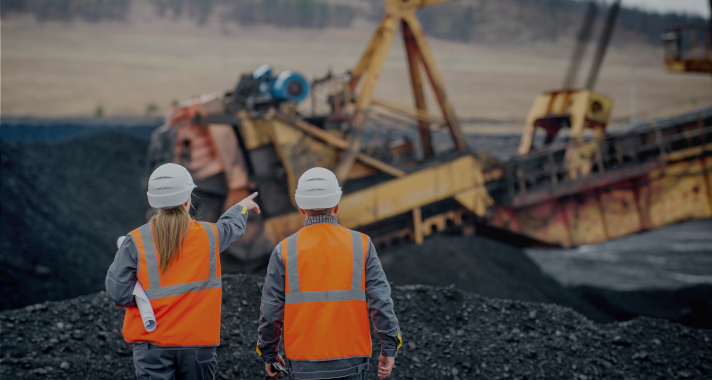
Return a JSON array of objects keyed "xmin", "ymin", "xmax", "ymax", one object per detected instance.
[
  {"xmin": 1, "ymin": 0, "xmax": 708, "ymax": 45},
  {"xmin": 405, "ymin": 0, "xmax": 709, "ymax": 44}
]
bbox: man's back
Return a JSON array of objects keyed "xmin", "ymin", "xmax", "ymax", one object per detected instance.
[
  {"xmin": 257, "ymin": 215, "xmax": 401, "ymax": 379},
  {"xmin": 281, "ymin": 223, "xmax": 372, "ymax": 361}
]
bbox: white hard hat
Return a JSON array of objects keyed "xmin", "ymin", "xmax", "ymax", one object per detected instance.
[
  {"xmin": 294, "ymin": 167, "xmax": 342, "ymax": 210},
  {"xmin": 147, "ymin": 163, "xmax": 197, "ymax": 208}
]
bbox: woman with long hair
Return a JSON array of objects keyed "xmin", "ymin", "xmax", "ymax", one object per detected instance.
[{"xmin": 106, "ymin": 163, "xmax": 260, "ymax": 379}]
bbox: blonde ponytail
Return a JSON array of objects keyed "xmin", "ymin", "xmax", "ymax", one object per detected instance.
[{"xmin": 150, "ymin": 205, "xmax": 191, "ymax": 274}]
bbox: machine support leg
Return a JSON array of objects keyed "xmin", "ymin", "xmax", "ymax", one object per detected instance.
[
  {"xmin": 402, "ymin": 14, "xmax": 468, "ymax": 152},
  {"xmin": 413, "ymin": 208, "xmax": 424, "ymax": 245},
  {"xmin": 403, "ymin": 21, "xmax": 433, "ymax": 158}
]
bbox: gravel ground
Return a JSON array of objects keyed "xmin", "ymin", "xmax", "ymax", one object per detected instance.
[{"xmin": 2, "ymin": 274, "xmax": 711, "ymax": 380}]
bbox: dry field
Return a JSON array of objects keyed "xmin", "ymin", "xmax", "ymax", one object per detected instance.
[{"xmin": 2, "ymin": 6, "xmax": 711, "ymax": 134}]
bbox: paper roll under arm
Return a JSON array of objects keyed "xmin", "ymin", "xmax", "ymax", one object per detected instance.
[
  {"xmin": 117, "ymin": 235, "xmax": 156, "ymax": 332},
  {"xmin": 132, "ymin": 281, "xmax": 157, "ymax": 332}
]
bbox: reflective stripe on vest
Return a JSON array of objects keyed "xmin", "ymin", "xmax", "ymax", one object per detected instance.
[
  {"xmin": 137, "ymin": 222, "xmax": 221, "ymax": 298},
  {"xmin": 285, "ymin": 229, "xmax": 365, "ymax": 304},
  {"xmin": 122, "ymin": 221, "xmax": 222, "ymax": 347}
]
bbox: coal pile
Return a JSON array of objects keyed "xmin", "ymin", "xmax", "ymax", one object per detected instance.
[
  {"xmin": 379, "ymin": 235, "xmax": 614, "ymax": 323},
  {"xmin": 0, "ymin": 133, "xmax": 149, "ymax": 310},
  {"xmin": 2, "ymin": 274, "xmax": 711, "ymax": 380}
]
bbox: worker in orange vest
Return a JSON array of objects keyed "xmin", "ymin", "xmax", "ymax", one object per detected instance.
[
  {"xmin": 256, "ymin": 167, "xmax": 402, "ymax": 379},
  {"xmin": 106, "ymin": 163, "xmax": 260, "ymax": 380}
]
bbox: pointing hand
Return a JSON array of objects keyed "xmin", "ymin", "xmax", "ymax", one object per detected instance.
[{"xmin": 237, "ymin": 192, "xmax": 261, "ymax": 214}]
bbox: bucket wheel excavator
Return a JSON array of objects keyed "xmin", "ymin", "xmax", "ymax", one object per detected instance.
[
  {"xmin": 146, "ymin": 0, "xmax": 712, "ymax": 272},
  {"xmin": 146, "ymin": 0, "xmax": 494, "ymax": 272}
]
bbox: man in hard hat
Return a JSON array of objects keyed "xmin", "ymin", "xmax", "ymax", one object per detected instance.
[{"xmin": 256, "ymin": 167, "xmax": 401, "ymax": 380}]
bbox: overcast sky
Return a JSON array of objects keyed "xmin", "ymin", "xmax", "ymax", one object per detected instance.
[{"xmin": 615, "ymin": 0, "xmax": 710, "ymax": 17}]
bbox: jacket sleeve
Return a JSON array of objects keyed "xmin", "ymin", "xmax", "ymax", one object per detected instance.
[
  {"xmin": 257, "ymin": 245, "xmax": 286, "ymax": 364},
  {"xmin": 365, "ymin": 239, "xmax": 402, "ymax": 358},
  {"xmin": 106, "ymin": 235, "xmax": 138, "ymax": 308},
  {"xmin": 215, "ymin": 204, "xmax": 249, "ymax": 253}
]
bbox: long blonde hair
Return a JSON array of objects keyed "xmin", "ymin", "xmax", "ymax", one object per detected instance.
[{"xmin": 150, "ymin": 205, "xmax": 191, "ymax": 274}]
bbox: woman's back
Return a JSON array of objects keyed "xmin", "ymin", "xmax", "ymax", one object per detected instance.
[
  {"xmin": 124, "ymin": 220, "xmax": 222, "ymax": 347},
  {"xmin": 105, "ymin": 163, "xmax": 260, "ymax": 379}
]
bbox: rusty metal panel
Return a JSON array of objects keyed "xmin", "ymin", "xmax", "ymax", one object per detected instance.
[
  {"xmin": 516, "ymin": 200, "xmax": 572, "ymax": 247},
  {"xmin": 489, "ymin": 206, "xmax": 523, "ymax": 234},
  {"xmin": 598, "ymin": 183, "xmax": 643, "ymax": 239},
  {"xmin": 562, "ymin": 192, "xmax": 608, "ymax": 246},
  {"xmin": 640, "ymin": 159, "xmax": 712, "ymax": 229}
]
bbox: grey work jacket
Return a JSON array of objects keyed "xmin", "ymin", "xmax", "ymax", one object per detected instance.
[
  {"xmin": 105, "ymin": 204, "xmax": 248, "ymax": 345},
  {"xmin": 257, "ymin": 216, "xmax": 401, "ymax": 380}
]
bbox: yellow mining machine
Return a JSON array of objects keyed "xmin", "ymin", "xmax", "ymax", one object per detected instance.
[
  {"xmin": 147, "ymin": 0, "xmax": 712, "ymax": 271},
  {"xmin": 488, "ymin": 0, "xmax": 712, "ymax": 247},
  {"xmin": 147, "ymin": 0, "xmax": 494, "ymax": 271}
]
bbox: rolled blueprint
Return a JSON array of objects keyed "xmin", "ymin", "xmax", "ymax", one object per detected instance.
[
  {"xmin": 132, "ymin": 281, "xmax": 157, "ymax": 332},
  {"xmin": 117, "ymin": 235, "xmax": 157, "ymax": 332}
]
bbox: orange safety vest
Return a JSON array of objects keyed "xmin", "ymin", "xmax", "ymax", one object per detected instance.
[
  {"xmin": 281, "ymin": 223, "xmax": 371, "ymax": 361},
  {"xmin": 122, "ymin": 221, "xmax": 222, "ymax": 347}
]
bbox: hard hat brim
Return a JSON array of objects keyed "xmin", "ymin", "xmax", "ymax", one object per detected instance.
[
  {"xmin": 295, "ymin": 191, "xmax": 342, "ymax": 210},
  {"xmin": 147, "ymin": 185, "xmax": 196, "ymax": 209}
]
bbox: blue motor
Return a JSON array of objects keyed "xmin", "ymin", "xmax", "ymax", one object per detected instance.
[
  {"xmin": 224, "ymin": 64, "xmax": 309, "ymax": 113},
  {"xmin": 272, "ymin": 70, "xmax": 309, "ymax": 103}
]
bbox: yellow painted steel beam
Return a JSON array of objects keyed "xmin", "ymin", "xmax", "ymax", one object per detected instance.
[
  {"xmin": 402, "ymin": 14, "xmax": 468, "ymax": 152},
  {"xmin": 350, "ymin": 17, "xmax": 389, "ymax": 91},
  {"xmin": 402, "ymin": 19, "xmax": 433, "ymax": 157},
  {"xmin": 354, "ymin": 17, "xmax": 399, "ymax": 113},
  {"xmin": 338, "ymin": 155, "xmax": 489, "ymax": 227},
  {"xmin": 371, "ymin": 98, "xmax": 443, "ymax": 125},
  {"xmin": 274, "ymin": 113, "xmax": 406, "ymax": 178},
  {"xmin": 264, "ymin": 154, "xmax": 491, "ymax": 244}
]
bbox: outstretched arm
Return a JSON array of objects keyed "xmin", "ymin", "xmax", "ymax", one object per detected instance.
[
  {"xmin": 214, "ymin": 192, "xmax": 260, "ymax": 252},
  {"xmin": 257, "ymin": 245, "xmax": 286, "ymax": 365}
]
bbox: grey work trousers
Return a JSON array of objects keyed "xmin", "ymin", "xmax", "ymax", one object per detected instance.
[
  {"xmin": 132, "ymin": 343, "xmax": 217, "ymax": 380},
  {"xmin": 296, "ymin": 371, "xmax": 367, "ymax": 380}
]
